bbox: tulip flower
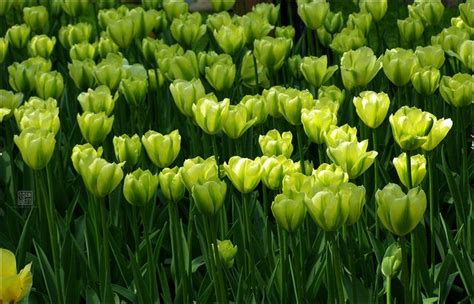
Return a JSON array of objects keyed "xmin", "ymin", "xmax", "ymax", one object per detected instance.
[
  {"xmin": 0, "ymin": 0, "xmax": 14, "ymax": 16},
  {"xmin": 259, "ymin": 129, "xmax": 294, "ymax": 158},
  {"xmin": 330, "ymin": 27, "xmax": 367, "ymax": 55},
  {"xmin": 415, "ymin": 45, "xmax": 445, "ymax": 69},
  {"xmin": 69, "ymin": 42, "xmax": 97, "ymax": 61},
  {"xmin": 35, "ymin": 71, "xmax": 64, "ymax": 100},
  {"xmin": 222, "ymin": 104, "xmax": 257, "ymax": 139},
  {"xmin": 0, "ymin": 248, "xmax": 33, "ymax": 303},
  {"xmin": 381, "ymin": 243, "xmax": 402, "ymax": 279},
  {"xmin": 340, "ymin": 47, "xmax": 382, "ymax": 91},
  {"xmin": 223, "ymin": 156, "xmax": 263, "ymax": 194},
  {"xmin": 260, "ymin": 155, "xmax": 296, "ymax": 190},
  {"xmin": 77, "ymin": 112, "xmax": 114, "ymax": 146},
  {"xmin": 15, "ymin": 108, "xmax": 60, "ymax": 135},
  {"xmin": 113, "ymin": 134, "xmax": 142, "ymax": 167},
  {"xmin": 142, "ymin": 129, "xmax": 181, "ymax": 168},
  {"xmin": 240, "ymin": 51, "xmax": 270, "ymax": 88},
  {"xmin": 411, "ymin": 67, "xmax": 441, "ymax": 96},
  {"xmin": 278, "ymin": 89, "xmax": 314, "ymax": 125},
  {"xmin": 107, "ymin": 18, "xmax": 135, "ymax": 49},
  {"xmin": 241, "ymin": 94, "xmax": 268, "ymax": 125},
  {"xmin": 422, "ymin": 117, "xmax": 453, "ymax": 151},
  {"xmin": 71, "ymin": 143, "xmax": 103, "ymax": 174},
  {"xmin": 439, "ymin": 73, "xmax": 474, "ymax": 108},
  {"xmin": 179, "ymin": 156, "xmax": 219, "ymax": 192},
  {"xmin": 161, "ymin": 50, "xmax": 199, "ymax": 81},
  {"xmin": 123, "ymin": 168, "xmax": 159, "ymax": 206},
  {"xmin": 318, "ymin": 85, "xmax": 345, "ymax": 106},
  {"xmin": 78, "ymin": 85, "xmax": 117, "ymax": 116},
  {"xmin": 282, "ymin": 172, "xmax": 315, "ymax": 197},
  {"xmin": 393, "ymin": 153, "xmax": 426, "ymax": 189},
  {"xmin": 343, "ymin": 182, "xmax": 366, "ymax": 225},
  {"xmin": 389, "ymin": 106, "xmax": 434, "ymax": 150},
  {"xmin": 7, "ymin": 63, "xmax": 36, "ymax": 94},
  {"xmin": 28, "ymin": 35, "xmax": 56, "ymax": 58},
  {"xmin": 324, "ymin": 124, "xmax": 358, "ymax": 148},
  {"xmin": 159, "ymin": 167, "xmax": 185, "ymax": 202},
  {"xmin": 459, "ymin": 0, "xmax": 474, "ymax": 27},
  {"xmin": 0, "ymin": 38, "xmax": 8, "ymax": 63},
  {"xmin": 431, "ymin": 26, "xmax": 469, "ymax": 55},
  {"xmin": 359, "ymin": 0, "xmax": 387, "ymax": 22},
  {"xmin": 192, "ymin": 95, "xmax": 229, "ymax": 135},
  {"xmin": 347, "ymin": 12, "xmax": 372, "ymax": 36},
  {"xmin": 305, "ymin": 186, "xmax": 350, "ymax": 231},
  {"xmin": 397, "ymin": 17, "xmax": 424, "ymax": 45},
  {"xmin": 23, "ymin": 6, "xmax": 49, "ymax": 33},
  {"xmin": 253, "ymin": 3, "xmax": 280, "ymax": 25},
  {"xmin": 254, "ymin": 37, "xmax": 292, "ymax": 71},
  {"xmin": 94, "ymin": 63, "xmax": 126, "ymax": 92},
  {"xmin": 210, "ymin": 0, "xmax": 235, "ymax": 12},
  {"xmin": 170, "ymin": 78, "xmax": 206, "ymax": 117},
  {"xmin": 316, "ymin": 27, "xmax": 333, "ymax": 47},
  {"xmin": 450, "ymin": 16, "xmax": 474, "ymax": 36},
  {"xmin": 119, "ymin": 77, "xmax": 148, "ymax": 107},
  {"xmin": 299, "ymin": 55, "xmax": 338, "ymax": 88},
  {"xmin": 58, "ymin": 23, "xmax": 92, "ymax": 49},
  {"xmin": 6, "ymin": 24, "xmax": 31, "ymax": 49},
  {"xmin": 205, "ymin": 62, "xmax": 236, "ymax": 91},
  {"xmin": 197, "ymin": 51, "xmax": 231, "ymax": 75},
  {"xmin": 61, "ymin": 0, "xmax": 89, "ymax": 17},
  {"xmin": 312, "ymin": 163, "xmax": 349, "ymax": 190},
  {"xmin": 163, "ymin": 0, "xmax": 189, "ymax": 20},
  {"xmin": 297, "ymin": 0, "xmax": 330, "ymax": 30},
  {"xmin": 458, "ymin": 40, "xmax": 474, "ymax": 71},
  {"xmin": 275, "ymin": 25, "xmax": 295, "ymax": 40},
  {"xmin": 78, "ymin": 157, "xmax": 124, "ymax": 198},
  {"xmin": 213, "ymin": 24, "xmax": 246, "ymax": 55},
  {"xmin": 272, "ymin": 191, "xmax": 307, "ymax": 232},
  {"xmin": 170, "ymin": 12, "xmax": 206, "ymax": 49},
  {"xmin": 217, "ymin": 240, "xmax": 238, "ymax": 268},
  {"xmin": 206, "ymin": 11, "xmax": 232, "ymax": 32},
  {"xmin": 192, "ymin": 179, "xmax": 227, "ymax": 217},
  {"xmin": 236, "ymin": 12, "xmax": 273, "ymax": 43},
  {"xmin": 14, "ymin": 128, "xmax": 56, "ymax": 170},
  {"xmin": 68, "ymin": 59, "xmax": 96, "ymax": 90},
  {"xmin": 376, "ymin": 183, "xmax": 427, "ymax": 236},
  {"xmin": 408, "ymin": 0, "xmax": 444, "ymax": 26},
  {"xmin": 382, "ymin": 48, "xmax": 419, "ymax": 87},
  {"xmin": 301, "ymin": 107, "xmax": 337, "ymax": 144},
  {"xmin": 0, "ymin": 90, "xmax": 23, "ymax": 123},
  {"xmin": 327, "ymin": 140, "xmax": 378, "ymax": 179},
  {"xmin": 353, "ymin": 91, "xmax": 390, "ymax": 129},
  {"xmin": 98, "ymin": 35, "xmax": 119, "ymax": 58},
  {"xmin": 324, "ymin": 11, "xmax": 344, "ymax": 34},
  {"xmin": 128, "ymin": 7, "xmax": 161, "ymax": 39}
]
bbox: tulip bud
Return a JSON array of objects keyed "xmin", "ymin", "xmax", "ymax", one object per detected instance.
[
  {"xmin": 205, "ymin": 61, "xmax": 235, "ymax": 91},
  {"xmin": 450, "ymin": 16, "xmax": 474, "ymax": 36},
  {"xmin": 275, "ymin": 25, "xmax": 295, "ymax": 40},
  {"xmin": 148, "ymin": 68, "xmax": 166, "ymax": 92},
  {"xmin": 301, "ymin": 107, "xmax": 337, "ymax": 144},
  {"xmin": 272, "ymin": 191, "xmax": 307, "ymax": 232},
  {"xmin": 23, "ymin": 6, "xmax": 49, "ymax": 33},
  {"xmin": 159, "ymin": 167, "xmax": 185, "ymax": 202},
  {"xmin": 381, "ymin": 243, "xmax": 402, "ymax": 279},
  {"xmin": 162, "ymin": 50, "xmax": 199, "ymax": 81},
  {"xmin": 459, "ymin": 0, "xmax": 474, "ymax": 27},
  {"xmin": 411, "ymin": 67, "xmax": 440, "ymax": 96},
  {"xmin": 389, "ymin": 106, "xmax": 434, "ymax": 150},
  {"xmin": 14, "ymin": 128, "xmax": 55, "ymax": 170},
  {"xmin": 59, "ymin": 23, "xmax": 92, "ymax": 49},
  {"xmin": 0, "ymin": 248, "xmax": 33, "ymax": 304},
  {"xmin": 222, "ymin": 104, "xmax": 256, "ymax": 139},
  {"xmin": 305, "ymin": 187, "xmax": 350, "ymax": 231},
  {"xmin": 376, "ymin": 183, "xmax": 426, "ymax": 236},
  {"xmin": 393, "ymin": 153, "xmax": 426, "ymax": 189},
  {"xmin": 282, "ymin": 172, "xmax": 315, "ymax": 198},
  {"xmin": 0, "ymin": 0, "xmax": 14, "ymax": 16},
  {"xmin": 439, "ymin": 73, "xmax": 474, "ymax": 108},
  {"xmin": 397, "ymin": 17, "xmax": 424, "ymax": 45},
  {"xmin": 15, "ymin": 107, "xmax": 60, "ymax": 135},
  {"xmin": 209, "ymin": 0, "xmax": 235, "ymax": 12},
  {"xmin": 330, "ymin": 27, "xmax": 367, "ymax": 55},
  {"xmin": 28, "ymin": 35, "xmax": 55, "ymax": 58},
  {"xmin": 297, "ymin": 0, "xmax": 330, "ymax": 30},
  {"xmin": 340, "ymin": 47, "xmax": 382, "ymax": 91},
  {"xmin": 353, "ymin": 91, "xmax": 390, "ymax": 129},
  {"xmin": 123, "ymin": 168, "xmax": 159, "ymax": 206},
  {"xmin": 79, "ymin": 157, "xmax": 124, "ymax": 198},
  {"xmin": 163, "ymin": 0, "xmax": 189, "ymax": 20},
  {"xmin": 415, "ymin": 45, "xmax": 445, "ymax": 69},
  {"xmin": 169, "ymin": 78, "xmax": 205, "ymax": 117},
  {"xmin": 259, "ymin": 129, "xmax": 294, "ymax": 158},
  {"xmin": 98, "ymin": 34, "xmax": 119, "ymax": 58},
  {"xmin": 179, "ymin": 156, "xmax": 219, "ymax": 191},
  {"xmin": 170, "ymin": 12, "xmax": 206, "ymax": 49},
  {"xmin": 77, "ymin": 85, "xmax": 116, "ymax": 115},
  {"xmin": 77, "ymin": 112, "xmax": 114, "ymax": 146},
  {"xmin": 347, "ymin": 12, "xmax": 372, "ymax": 36},
  {"xmin": 0, "ymin": 38, "xmax": 8, "ymax": 63},
  {"xmin": 408, "ymin": 0, "xmax": 444, "ymax": 26},
  {"xmin": 69, "ymin": 42, "xmax": 97, "ymax": 61},
  {"xmin": 316, "ymin": 27, "xmax": 333, "ymax": 47},
  {"xmin": 342, "ymin": 182, "xmax": 366, "ymax": 225},
  {"xmin": 383, "ymin": 48, "xmax": 419, "ymax": 87},
  {"xmin": 141, "ymin": 129, "xmax": 181, "ymax": 168},
  {"xmin": 62, "ymin": 0, "xmax": 89, "ymax": 17},
  {"xmin": 142, "ymin": 0, "xmax": 160, "ymax": 10},
  {"xmin": 197, "ymin": 51, "xmax": 230, "ymax": 75},
  {"xmin": 300, "ymin": 55, "xmax": 338, "ymax": 88},
  {"xmin": 324, "ymin": 124, "xmax": 358, "ymax": 148},
  {"xmin": 324, "ymin": 11, "xmax": 344, "ymax": 34},
  {"xmin": 0, "ymin": 90, "xmax": 23, "ymax": 122},
  {"xmin": 119, "ymin": 77, "xmax": 148, "ymax": 107},
  {"xmin": 253, "ymin": 3, "xmax": 280, "ymax": 25},
  {"xmin": 241, "ymin": 94, "xmax": 268, "ymax": 125},
  {"xmin": 71, "ymin": 144, "xmax": 102, "ymax": 175},
  {"xmin": 254, "ymin": 37, "xmax": 292, "ymax": 71},
  {"xmin": 278, "ymin": 89, "xmax": 314, "ymax": 125},
  {"xmin": 260, "ymin": 155, "xmax": 294, "ymax": 190},
  {"xmin": 192, "ymin": 95, "xmax": 229, "ymax": 135},
  {"xmin": 431, "ymin": 26, "xmax": 469, "ymax": 54},
  {"xmin": 318, "ymin": 85, "xmax": 345, "ymax": 106},
  {"xmin": 68, "ymin": 59, "xmax": 96, "ymax": 91},
  {"xmin": 214, "ymin": 24, "xmax": 246, "ymax": 55},
  {"xmin": 128, "ymin": 7, "xmax": 161, "ymax": 39},
  {"xmin": 458, "ymin": 40, "xmax": 474, "ymax": 71},
  {"xmin": 359, "ymin": 0, "xmax": 387, "ymax": 22},
  {"xmin": 94, "ymin": 63, "xmax": 126, "ymax": 92},
  {"xmin": 240, "ymin": 51, "xmax": 270, "ymax": 88},
  {"xmin": 312, "ymin": 163, "xmax": 349, "ymax": 190},
  {"xmin": 217, "ymin": 240, "xmax": 238, "ymax": 268},
  {"xmin": 7, "ymin": 64, "xmax": 35, "ymax": 94},
  {"xmin": 106, "ymin": 18, "xmax": 135, "ymax": 49},
  {"xmin": 223, "ymin": 156, "xmax": 262, "ymax": 194},
  {"xmin": 236, "ymin": 13, "xmax": 273, "ymax": 43},
  {"xmin": 206, "ymin": 11, "xmax": 232, "ymax": 32},
  {"xmin": 327, "ymin": 140, "xmax": 378, "ymax": 179},
  {"xmin": 35, "ymin": 71, "xmax": 64, "ymax": 100},
  {"xmin": 192, "ymin": 179, "xmax": 227, "ymax": 217},
  {"xmin": 113, "ymin": 134, "xmax": 142, "ymax": 167},
  {"xmin": 7, "ymin": 24, "xmax": 31, "ymax": 49},
  {"xmin": 287, "ymin": 55, "xmax": 302, "ymax": 80},
  {"xmin": 422, "ymin": 117, "xmax": 453, "ymax": 151}
]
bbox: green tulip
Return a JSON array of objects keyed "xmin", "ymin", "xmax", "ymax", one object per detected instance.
[
  {"xmin": 14, "ymin": 96, "xmax": 58, "ymax": 118},
  {"xmin": 0, "ymin": 38, "xmax": 8, "ymax": 63},
  {"xmin": 35, "ymin": 71, "xmax": 64, "ymax": 100},
  {"xmin": 282, "ymin": 172, "xmax": 315, "ymax": 198},
  {"xmin": 299, "ymin": 55, "xmax": 338, "ymax": 88},
  {"xmin": 142, "ymin": 0, "xmax": 160, "ymax": 10},
  {"xmin": 342, "ymin": 182, "xmax": 366, "ymax": 225},
  {"xmin": 253, "ymin": 3, "xmax": 280, "ymax": 25},
  {"xmin": 161, "ymin": 50, "xmax": 199, "ymax": 81},
  {"xmin": 381, "ymin": 243, "xmax": 402, "ymax": 279},
  {"xmin": 316, "ymin": 27, "xmax": 333, "ymax": 47},
  {"xmin": 77, "ymin": 111, "xmax": 114, "ymax": 146},
  {"xmin": 205, "ymin": 62, "xmax": 236, "ymax": 92},
  {"xmin": 389, "ymin": 106, "xmax": 434, "ymax": 150},
  {"xmin": 223, "ymin": 156, "xmax": 263, "ymax": 194},
  {"xmin": 119, "ymin": 77, "xmax": 148, "ymax": 107},
  {"xmin": 107, "ymin": 18, "xmax": 135, "ymax": 49},
  {"xmin": 123, "ymin": 168, "xmax": 159, "ymax": 206},
  {"xmin": 78, "ymin": 85, "xmax": 116, "ymax": 116},
  {"xmin": 347, "ymin": 12, "xmax": 372, "ymax": 36},
  {"xmin": 297, "ymin": 0, "xmax": 330, "ymax": 30},
  {"xmin": 209, "ymin": 0, "xmax": 235, "ymax": 12},
  {"xmin": 254, "ymin": 37, "xmax": 292, "ymax": 71},
  {"xmin": 163, "ymin": 0, "xmax": 189, "ymax": 20},
  {"xmin": 422, "ymin": 117, "xmax": 453, "ymax": 151},
  {"xmin": 408, "ymin": 0, "xmax": 444, "ymax": 26},
  {"xmin": 460, "ymin": 0, "xmax": 474, "ymax": 27},
  {"xmin": 327, "ymin": 140, "xmax": 378, "ymax": 179},
  {"xmin": 69, "ymin": 42, "xmax": 97, "ymax": 61},
  {"xmin": 324, "ymin": 124, "xmax": 358, "ymax": 148},
  {"xmin": 312, "ymin": 163, "xmax": 349, "ymax": 190},
  {"xmin": 28, "ymin": 35, "xmax": 56, "ymax": 58},
  {"xmin": 197, "ymin": 51, "xmax": 232, "ymax": 75},
  {"xmin": 15, "ymin": 107, "xmax": 60, "ymax": 135},
  {"xmin": 275, "ymin": 26, "xmax": 295, "ymax": 40},
  {"xmin": 217, "ymin": 240, "xmax": 238, "ymax": 268},
  {"xmin": 318, "ymin": 85, "xmax": 345, "ymax": 106},
  {"xmin": 393, "ymin": 153, "xmax": 426, "ymax": 189},
  {"xmin": 97, "ymin": 7, "xmax": 125, "ymax": 29},
  {"xmin": 263, "ymin": 86, "xmax": 286, "ymax": 116},
  {"xmin": 71, "ymin": 143, "xmax": 103, "ymax": 174},
  {"xmin": 330, "ymin": 27, "xmax": 367, "ymax": 55},
  {"xmin": 260, "ymin": 155, "xmax": 295, "ymax": 190},
  {"xmin": 241, "ymin": 94, "xmax": 268, "ymax": 125},
  {"xmin": 170, "ymin": 12, "xmax": 206, "ymax": 49},
  {"xmin": 170, "ymin": 78, "xmax": 206, "ymax": 118},
  {"xmin": 313, "ymin": 97, "xmax": 340, "ymax": 114},
  {"xmin": 213, "ymin": 24, "xmax": 246, "ymax": 55},
  {"xmin": 353, "ymin": 91, "xmax": 390, "ymax": 129},
  {"xmin": 0, "ymin": 90, "xmax": 23, "ymax": 122},
  {"xmin": 147, "ymin": 68, "xmax": 166, "ymax": 92},
  {"xmin": 383, "ymin": 48, "xmax": 419, "ymax": 87},
  {"xmin": 305, "ymin": 187, "xmax": 350, "ymax": 231},
  {"xmin": 206, "ymin": 11, "xmax": 232, "ymax": 32},
  {"xmin": 0, "ymin": 0, "xmax": 14, "ymax": 16},
  {"xmin": 98, "ymin": 34, "xmax": 119, "ymax": 58},
  {"xmin": 236, "ymin": 12, "xmax": 274, "ymax": 43},
  {"xmin": 397, "ymin": 17, "xmax": 424, "ymax": 45},
  {"xmin": 128, "ymin": 7, "xmax": 161, "ymax": 39},
  {"xmin": 179, "ymin": 156, "xmax": 219, "ymax": 192},
  {"xmin": 287, "ymin": 55, "xmax": 303, "ymax": 79},
  {"xmin": 431, "ymin": 26, "xmax": 469, "ymax": 54},
  {"xmin": 278, "ymin": 89, "xmax": 314, "ymax": 125},
  {"xmin": 415, "ymin": 45, "xmax": 445, "ymax": 69},
  {"xmin": 78, "ymin": 157, "xmax": 124, "ymax": 198},
  {"xmin": 192, "ymin": 95, "xmax": 229, "ymax": 135},
  {"xmin": 376, "ymin": 183, "xmax": 426, "ymax": 236},
  {"xmin": 113, "ymin": 134, "xmax": 142, "ymax": 167},
  {"xmin": 222, "ymin": 104, "xmax": 257, "ymax": 139},
  {"xmin": 324, "ymin": 11, "xmax": 344, "ymax": 34},
  {"xmin": 8, "ymin": 63, "xmax": 36, "ymax": 94},
  {"xmin": 68, "ymin": 59, "xmax": 96, "ymax": 90},
  {"xmin": 7, "ymin": 24, "xmax": 31, "ymax": 49},
  {"xmin": 14, "ymin": 128, "xmax": 56, "ymax": 170},
  {"xmin": 159, "ymin": 167, "xmax": 185, "ymax": 202},
  {"xmin": 272, "ymin": 191, "xmax": 307, "ymax": 232},
  {"xmin": 458, "ymin": 40, "xmax": 474, "ymax": 71},
  {"xmin": 59, "ymin": 23, "xmax": 92, "ymax": 49},
  {"xmin": 411, "ymin": 67, "xmax": 440, "ymax": 96},
  {"xmin": 259, "ymin": 129, "xmax": 294, "ymax": 158},
  {"xmin": 439, "ymin": 73, "xmax": 473, "ymax": 108},
  {"xmin": 94, "ymin": 63, "xmax": 126, "ymax": 92},
  {"xmin": 192, "ymin": 179, "xmax": 227, "ymax": 217},
  {"xmin": 240, "ymin": 51, "xmax": 270, "ymax": 88},
  {"xmin": 340, "ymin": 47, "xmax": 382, "ymax": 91},
  {"xmin": 61, "ymin": 0, "xmax": 89, "ymax": 17},
  {"xmin": 450, "ymin": 16, "xmax": 474, "ymax": 36},
  {"xmin": 23, "ymin": 6, "xmax": 49, "ymax": 33},
  {"xmin": 142, "ymin": 129, "xmax": 181, "ymax": 168},
  {"xmin": 359, "ymin": 0, "xmax": 387, "ymax": 22},
  {"xmin": 301, "ymin": 107, "xmax": 337, "ymax": 144}
]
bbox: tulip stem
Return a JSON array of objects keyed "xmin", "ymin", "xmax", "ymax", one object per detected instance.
[
  {"xmin": 399, "ymin": 236, "xmax": 410, "ymax": 304},
  {"xmin": 406, "ymin": 150, "xmax": 413, "ymax": 189},
  {"xmin": 142, "ymin": 207, "xmax": 159, "ymax": 302},
  {"xmin": 410, "ymin": 232, "xmax": 418, "ymax": 303},
  {"xmin": 427, "ymin": 152, "xmax": 436, "ymax": 280},
  {"xmin": 331, "ymin": 233, "xmax": 345, "ymax": 304},
  {"xmin": 99, "ymin": 196, "xmax": 112, "ymax": 303},
  {"xmin": 386, "ymin": 277, "xmax": 392, "ymax": 304},
  {"xmin": 372, "ymin": 129, "xmax": 380, "ymax": 238},
  {"xmin": 296, "ymin": 126, "xmax": 307, "ymax": 174}
]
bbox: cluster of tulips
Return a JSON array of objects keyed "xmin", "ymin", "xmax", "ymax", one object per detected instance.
[{"xmin": 0, "ymin": 0, "xmax": 473, "ymax": 303}]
